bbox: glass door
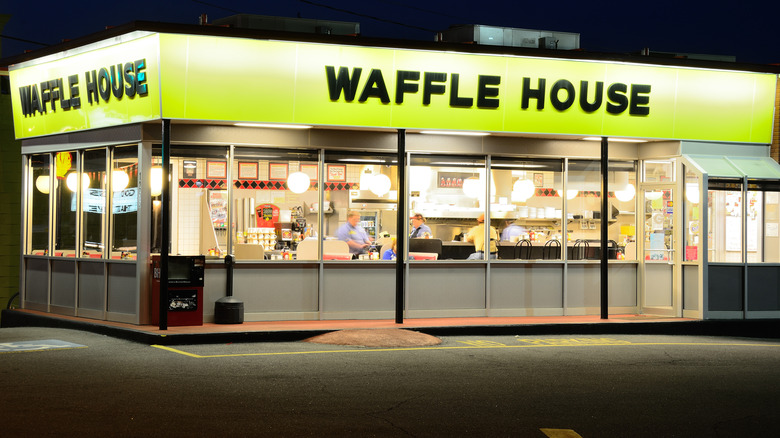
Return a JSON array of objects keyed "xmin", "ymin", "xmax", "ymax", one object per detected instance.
[{"xmin": 642, "ymin": 186, "xmax": 677, "ymax": 314}]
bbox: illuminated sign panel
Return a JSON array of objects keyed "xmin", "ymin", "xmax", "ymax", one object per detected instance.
[
  {"xmin": 10, "ymin": 34, "xmax": 161, "ymax": 138},
  {"xmin": 10, "ymin": 32, "xmax": 776, "ymax": 144}
]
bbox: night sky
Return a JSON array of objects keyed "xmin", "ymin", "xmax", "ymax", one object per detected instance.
[{"xmin": 2, "ymin": 0, "xmax": 780, "ymax": 65}]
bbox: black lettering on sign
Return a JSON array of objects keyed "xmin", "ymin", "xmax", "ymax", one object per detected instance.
[
  {"xmin": 449, "ymin": 73, "xmax": 473, "ymax": 107},
  {"xmin": 606, "ymin": 83, "xmax": 628, "ymax": 114},
  {"xmin": 522, "ymin": 77, "xmax": 546, "ymax": 110},
  {"xmin": 550, "ymin": 79, "xmax": 575, "ymax": 111},
  {"xmin": 579, "ymin": 81, "xmax": 603, "ymax": 112},
  {"xmin": 325, "ymin": 66, "xmax": 362, "ymax": 101},
  {"xmin": 110, "ymin": 64, "xmax": 124, "ymax": 99},
  {"xmin": 630, "ymin": 84, "xmax": 651, "ymax": 115},
  {"xmin": 423, "ymin": 72, "xmax": 446, "ymax": 105},
  {"xmin": 358, "ymin": 69, "xmax": 390, "ymax": 103},
  {"xmin": 477, "ymin": 75, "xmax": 500, "ymax": 108},
  {"xmin": 395, "ymin": 70, "xmax": 420, "ymax": 104}
]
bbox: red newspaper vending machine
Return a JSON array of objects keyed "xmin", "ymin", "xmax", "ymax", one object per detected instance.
[{"xmin": 151, "ymin": 255, "xmax": 205, "ymax": 326}]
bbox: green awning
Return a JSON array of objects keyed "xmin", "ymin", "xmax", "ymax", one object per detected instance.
[{"xmin": 683, "ymin": 155, "xmax": 780, "ymax": 179}]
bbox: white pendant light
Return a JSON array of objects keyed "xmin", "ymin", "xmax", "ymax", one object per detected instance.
[
  {"xmin": 66, "ymin": 172, "xmax": 89, "ymax": 192},
  {"xmin": 151, "ymin": 166, "xmax": 163, "ymax": 197},
  {"xmin": 35, "ymin": 175, "xmax": 50, "ymax": 194},
  {"xmin": 410, "ymin": 166, "xmax": 432, "ymax": 191},
  {"xmin": 511, "ymin": 179, "xmax": 535, "ymax": 202},
  {"xmin": 462, "ymin": 177, "xmax": 482, "ymax": 198},
  {"xmin": 557, "ymin": 189, "xmax": 579, "ymax": 200},
  {"xmin": 685, "ymin": 183, "xmax": 700, "ymax": 204},
  {"xmin": 287, "ymin": 171, "xmax": 311, "ymax": 194},
  {"xmin": 614, "ymin": 184, "xmax": 636, "ymax": 202},
  {"xmin": 113, "ymin": 170, "xmax": 129, "ymax": 191},
  {"xmin": 370, "ymin": 173, "xmax": 391, "ymax": 196},
  {"xmin": 645, "ymin": 190, "xmax": 663, "ymax": 201}
]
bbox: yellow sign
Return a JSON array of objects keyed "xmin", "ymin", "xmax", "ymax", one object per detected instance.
[
  {"xmin": 10, "ymin": 32, "xmax": 777, "ymax": 144},
  {"xmin": 10, "ymin": 34, "xmax": 161, "ymax": 138}
]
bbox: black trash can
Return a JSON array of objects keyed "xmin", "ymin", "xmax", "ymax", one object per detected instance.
[{"xmin": 214, "ymin": 296, "xmax": 244, "ymax": 324}]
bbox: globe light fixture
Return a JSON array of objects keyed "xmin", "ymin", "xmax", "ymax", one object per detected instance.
[
  {"xmin": 35, "ymin": 175, "xmax": 50, "ymax": 194},
  {"xmin": 409, "ymin": 166, "xmax": 432, "ymax": 192},
  {"xmin": 66, "ymin": 172, "xmax": 89, "ymax": 192},
  {"xmin": 151, "ymin": 166, "xmax": 163, "ymax": 197},
  {"xmin": 370, "ymin": 173, "xmax": 391, "ymax": 196},
  {"xmin": 286, "ymin": 171, "xmax": 310, "ymax": 194},
  {"xmin": 512, "ymin": 179, "xmax": 535, "ymax": 202},
  {"xmin": 615, "ymin": 184, "xmax": 636, "ymax": 202},
  {"xmin": 113, "ymin": 170, "xmax": 129, "ymax": 191},
  {"xmin": 685, "ymin": 183, "xmax": 700, "ymax": 204},
  {"xmin": 462, "ymin": 177, "xmax": 482, "ymax": 198},
  {"xmin": 557, "ymin": 189, "xmax": 579, "ymax": 200},
  {"xmin": 645, "ymin": 190, "xmax": 663, "ymax": 201}
]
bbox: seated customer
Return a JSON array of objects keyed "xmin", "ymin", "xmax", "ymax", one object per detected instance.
[
  {"xmin": 336, "ymin": 210, "xmax": 372, "ymax": 256},
  {"xmin": 501, "ymin": 218, "xmax": 527, "ymax": 242},
  {"xmin": 465, "ymin": 214, "xmax": 498, "ymax": 260},
  {"xmin": 382, "ymin": 238, "xmax": 397, "ymax": 260}
]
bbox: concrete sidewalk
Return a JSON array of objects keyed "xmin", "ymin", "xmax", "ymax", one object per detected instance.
[{"xmin": 3, "ymin": 308, "xmax": 779, "ymax": 345}]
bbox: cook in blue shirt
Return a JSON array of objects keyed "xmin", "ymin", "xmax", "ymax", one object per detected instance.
[
  {"xmin": 409, "ymin": 213, "xmax": 432, "ymax": 238},
  {"xmin": 336, "ymin": 211, "xmax": 372, "ymax": 255}
]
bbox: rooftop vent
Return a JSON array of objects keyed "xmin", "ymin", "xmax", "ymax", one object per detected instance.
[
  {"xmin": 212, "ymin": 14, "xmax": 360, "ymax": 36},
  {"xmin": 435, "ymin": 24, "xmax": 579, "ymax": 50}
]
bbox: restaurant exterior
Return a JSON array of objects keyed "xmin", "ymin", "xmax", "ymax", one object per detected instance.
[{"xmin": 8, "ymin": 21, "xmax": 780, "ymax": 326}]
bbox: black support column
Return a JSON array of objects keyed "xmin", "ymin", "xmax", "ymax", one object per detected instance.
[
  {"xmin": 159, "ymin": 119, "xmax": 171, "ymax": 330},
  {"xmin": 396, "ymin": 130, "xmax": 406, "ymax": 324},
  {"xmin": 600, "ymin": 136, "xmax": 609, "ymax": 320}
]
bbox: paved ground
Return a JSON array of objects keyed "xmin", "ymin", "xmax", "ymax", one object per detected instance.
[{"xmin": 2, "ymin": 326, "xmax": 779, "ymax": 437}]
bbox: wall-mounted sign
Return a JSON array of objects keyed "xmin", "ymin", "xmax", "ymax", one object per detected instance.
[{"xmin": 10, "ymin": 32, "xmax": 776, "ymax": 144}]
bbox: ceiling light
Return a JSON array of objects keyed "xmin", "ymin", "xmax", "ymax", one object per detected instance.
[
  {"xmin": 582, "ymin": 137, "xmax": 647, "ymax": 143},
  {"xmin": 419, "ymin": 130, "xmax": 490, "ymax": 136},
  {"xmin": 235, "ymin": 123, "xmax": 312, "ymax": 129}
]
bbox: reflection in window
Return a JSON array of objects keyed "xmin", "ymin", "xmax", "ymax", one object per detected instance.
[
  {"xmin": 747, "ymin": 180, "xmax": 780, "ymax": 263},
  {"xmin": 707, "ymin": 179, "xmax": 743, "ymax": 263},
  {"xmin": 55, "ymin": 151, "xmax": 78, "ymax": 254},
  {"xmin": 111, "ymin": 146, "xmax": 138, "ymax": 259},
  {"xmin": 81, "ymin": 149, "xmax": 107, "ymax": 258},
  {"xmin": 683, "ymin": 168, "xmax": 701, "ymax": 262},
  {"xmin": 28, "ymin": 154, "xmax": 50, "ymax": 255},
  {"xmin": 643, "ymin": 159, "xmax": 675, "ymax": 183}
]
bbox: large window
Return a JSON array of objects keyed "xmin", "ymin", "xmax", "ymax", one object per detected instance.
[
  {"xmin": 111, "ymin": 146, "xmax": 138, "ymax": 259},
  {"xmin": 233, "ymin": 147, "xmax": 320, "ymax": 260},
  {"xmin": 707, "ymin": 179, "xmax": 743, "ymax": 263},
  {"xmin": 747, "ymin": 180, "xmax": 780, "ymax": 263},
  {"xmin": 409, "ymin": 155, "xmax": 486, "ymax": 260},
  {"xmin": 491, "ymin": 157, "xmax": 563, "ymax": 260},
  {"xmin": 567, "ymin": 160, "xmax": 637, "ymax": 260},
  {"xmin": 28, "ymin": 154, "xmax": 50, "ymax": 255},
  {"xmin": 683, "ymin": 167, "xmax": 701, "ymax": 262},
  {"xmin": 54, "ymin": 151, "xmax": 78, "ymax": 254},
  {"xmin": 324, "ymin": 151, "xmax": 398, "ymax": 260},
  {"xmin": 81, "ymin": 149, "xmax": 107, "ymax": 258}
]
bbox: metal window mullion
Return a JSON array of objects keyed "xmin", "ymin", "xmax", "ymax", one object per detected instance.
[{"xmin": 485, "ymin": 154, "xmax": 491, "ymax": 314}]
